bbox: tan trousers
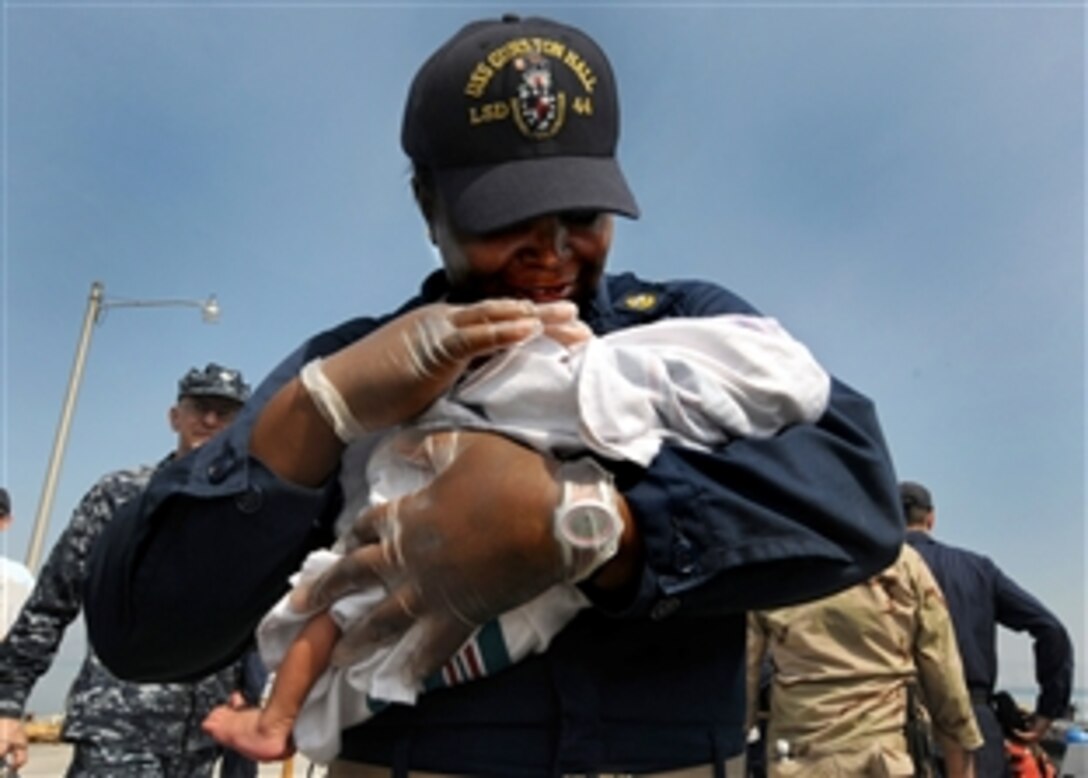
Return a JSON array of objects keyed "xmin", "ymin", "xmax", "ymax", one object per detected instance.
[{"xmin": 766, "ymin": 739, "xmax": 915, "ymax": 777}]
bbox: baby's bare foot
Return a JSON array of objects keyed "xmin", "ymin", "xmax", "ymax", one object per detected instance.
[{"xmin": 202, "ymin": 704, "xmax": 296, "ymax": 762}]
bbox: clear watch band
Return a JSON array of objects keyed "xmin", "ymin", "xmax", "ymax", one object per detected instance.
[{"xmin": 553, "ymin": 458, "xmax": 624, "ymax": 583}]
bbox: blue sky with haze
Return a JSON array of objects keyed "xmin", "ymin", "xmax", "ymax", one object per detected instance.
[{"xmin": 1, "ymin": 2, "xmax": 1083, "ymax": 714}]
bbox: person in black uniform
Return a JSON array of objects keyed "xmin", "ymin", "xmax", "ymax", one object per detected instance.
[
  {"xmin": 902, "ymin": 480, "xmax": 1074, "ymax": 778},
  {"xmin": 85, "ymin": 15, "xmax": 905, "ymax": 778}
]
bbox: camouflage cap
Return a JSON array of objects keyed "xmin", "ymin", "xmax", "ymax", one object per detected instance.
[{"xmin": 178, "ymin": 363, "xmax": 251, "ymax": 404}]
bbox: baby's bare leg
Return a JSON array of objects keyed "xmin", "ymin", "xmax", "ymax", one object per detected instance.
[{"xmin": 202, "ymin": 611, "xmax": 341, "ymax": 761}]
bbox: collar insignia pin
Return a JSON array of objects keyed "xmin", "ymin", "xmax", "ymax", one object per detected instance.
[{"xmin": 622, "ymin": 293, "xmax": 657, "ymax": 311}]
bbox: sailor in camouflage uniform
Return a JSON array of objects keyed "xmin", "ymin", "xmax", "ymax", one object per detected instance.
[
  {"xmin": 748, "ymin": 543, "xmax": 984, "ymax": 777},
  {"xmin": 0, "ymin": 363, "xmax": 256, "ymax": 777}
]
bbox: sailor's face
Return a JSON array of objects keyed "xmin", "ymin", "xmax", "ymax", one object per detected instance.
[
  {"xmin": 432, "ymin": 206, "xmax": 614, "ymax": 306},
  {"xmin": 170, "ymin": 396, "xmax": 243, "ymax": 455}
]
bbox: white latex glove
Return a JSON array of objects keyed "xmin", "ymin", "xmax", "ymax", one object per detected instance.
[
  {"xmin": 302, "ymin": 430, "xmax": 619, "ymax": 678},
  {"xmin": 320, "ymin": 299, "xmax": 578, "ymax": 434}
]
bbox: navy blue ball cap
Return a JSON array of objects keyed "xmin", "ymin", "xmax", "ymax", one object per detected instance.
[
  {"xmin": 178, "ymin": 363, "xmax": 251, "ymax": 404},
  {"xmin": 402, "ymin": 14, "xmax": 639, "ymax": 234}
]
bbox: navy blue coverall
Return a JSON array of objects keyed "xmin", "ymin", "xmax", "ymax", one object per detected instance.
[{"xmin": 907, "ymin": 529, "xmax": 1074, "ymax": 777}]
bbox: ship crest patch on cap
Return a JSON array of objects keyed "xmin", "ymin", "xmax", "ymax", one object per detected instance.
[{"xmin": 513, "ymin": 54, "xmax": 564, "ymax": 138}]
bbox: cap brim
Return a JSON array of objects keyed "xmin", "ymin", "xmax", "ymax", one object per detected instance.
[
  {"xmin": 435, "ymin": 156, "xmax": 640, "ymax": 234},
  {"xmin": 181, "ymin": 389, "xmax": 246, "ymax": 403}
]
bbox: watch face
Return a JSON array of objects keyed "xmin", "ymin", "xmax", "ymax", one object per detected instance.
[{"xmin": 558, "ymin": 500, "xmax": 622, "ymax": 550}]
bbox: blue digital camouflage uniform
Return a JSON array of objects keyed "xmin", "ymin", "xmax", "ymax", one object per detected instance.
[{"xmin": 0, "ymin": 463, "xmax": 244, "ymax": 778}]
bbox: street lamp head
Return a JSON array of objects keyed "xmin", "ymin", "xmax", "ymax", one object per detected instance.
[{"xmin": 201, "ymin": 295, "xmax": 220, "ymax": 324}]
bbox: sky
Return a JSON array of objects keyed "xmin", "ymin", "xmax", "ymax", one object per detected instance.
[{"xmin": 0, "ymin": 1, "xmax": 1083, "ymax": 716}]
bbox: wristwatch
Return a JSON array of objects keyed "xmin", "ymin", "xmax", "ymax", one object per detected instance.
[{"xmin": 553, "ymin": 458, "xmax": 624, "ymax": 582}]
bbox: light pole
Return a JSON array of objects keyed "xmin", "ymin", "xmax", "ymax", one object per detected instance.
[{"xmin": 25, "ymin": 280, "xmax": 220, "ymax": 573}]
